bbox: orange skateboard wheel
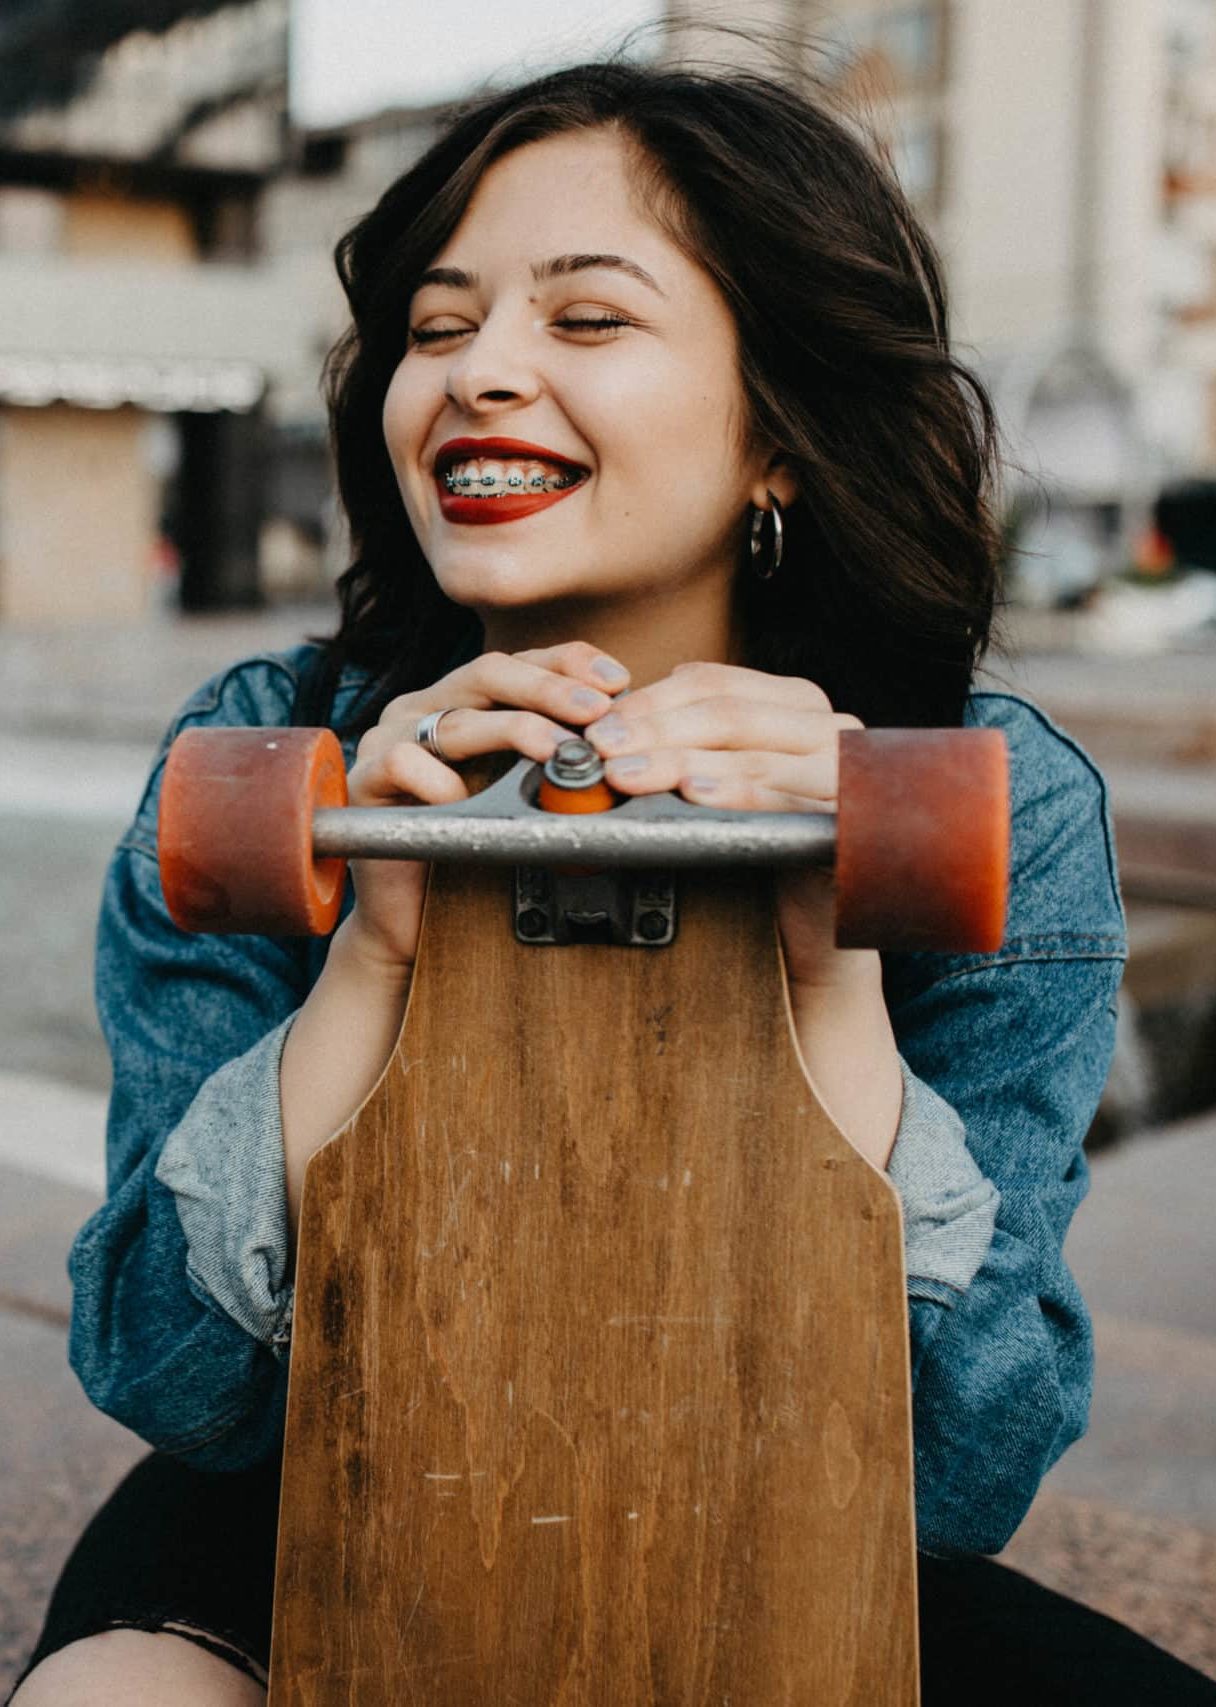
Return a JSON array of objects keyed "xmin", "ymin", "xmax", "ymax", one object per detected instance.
[
  {"xmin": 835, "ymin": 729, "xmax": 1009, "ymax": 952},
  {"xmin": 159, "ymin": 727, "xmax": 348, "ymax": 935}
]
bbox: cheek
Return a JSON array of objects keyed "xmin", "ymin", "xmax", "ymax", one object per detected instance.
[
  {"xmin": 585, "ymin": 354, "xmax": 736, "ymax": 484},
  {"xmin": 630, "ymin": 385, "xmax": 751, "ymax": 562},
  {"xmin": 381, "ymin": 362, "xmax": 427, "ymax": 471}
]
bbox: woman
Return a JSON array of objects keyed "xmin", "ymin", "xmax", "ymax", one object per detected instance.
[{"xmin": 11, "ymin": 55, "xmax": 1213, "ymax": 1705}]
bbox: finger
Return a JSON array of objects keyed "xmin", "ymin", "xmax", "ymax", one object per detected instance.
[
  {"xmin": 383, "ymin": 650, "xmax": 619, "ymax": 731},
  {"xmin": 424, "ymin": 707, "xmax": 579, "ymax": 764},
  {"xmin": 460, "ymin": 648, "xmax": 625, "ymax": 718},
  {"xmin": 597, "ymin": 661, "xmax": 830, "ymax": 724},
  {"xmin": 601, "ymin": 746, "xmax": 843, "ymax": 808},
  {"xmin": 357, "ymin": 707, "xmax": 573, "ymax": 782},
  {"xmin": 589, "ymin": 699, "xmax": 858, "ymax": 762},
  {"xmin": 348, "ymin": 740, "xmax": 470, "ymax": 808},
  {"xmin": 510, "ymin": 639, "xmax": 632, "ymax": 691}
]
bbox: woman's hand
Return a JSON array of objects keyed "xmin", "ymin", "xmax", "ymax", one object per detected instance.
[
  {"xmin": 342, "ymin": 641, "xmax": 631, "ymax": 974},
  {"xmin": 582, "ymin": 659, "xmax": 867, "ymax": 992}
]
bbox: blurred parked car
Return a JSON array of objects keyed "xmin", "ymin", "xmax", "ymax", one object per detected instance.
[{"xmin": 1154, "ymin": 479, "xmax": 1216, "ymax": 573}]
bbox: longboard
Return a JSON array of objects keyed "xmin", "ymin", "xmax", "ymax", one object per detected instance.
[
  {"xmin": 160, "ymin": 723, "xmax": 1009, "ymax": 1704},
  {"xmin": 267, "ymin": 836, "xmax": 919, "ymax": 1702}
]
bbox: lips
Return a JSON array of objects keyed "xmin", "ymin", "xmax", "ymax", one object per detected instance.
[{"xmin": 433, "ymin": 435, "xmax": 590, "ymax": 526}]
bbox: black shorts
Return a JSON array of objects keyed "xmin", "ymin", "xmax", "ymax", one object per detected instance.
[
  {"xmin": 9, "ymin": 1449, "xmax": 1216, "ymax": 1703},
  {"xmin": 8, "ymin": 1450, "xmax": 280, "ymax": 1696}
]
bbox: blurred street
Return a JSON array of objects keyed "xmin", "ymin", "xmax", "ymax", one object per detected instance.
[{"xmin": 1, "ymin": 606, "xmax": 1215, "ymax": 1685}]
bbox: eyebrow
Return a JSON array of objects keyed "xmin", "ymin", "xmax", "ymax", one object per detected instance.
[{"xmin": 414, "ymin": 253, "xmax": 667, "ymax": 298}]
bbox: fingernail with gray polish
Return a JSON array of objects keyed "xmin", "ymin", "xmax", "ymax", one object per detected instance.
[
  {"xmin": 592, "ymin": 658, "xmax": 629, "ymax": 683},
  {"xmin": 592, "ymin": 714, "xmax": 626, "ymax": 743}
]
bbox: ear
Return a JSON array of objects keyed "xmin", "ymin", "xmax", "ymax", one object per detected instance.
[{"xmin": 749, "ymin": 452, "xmax": 799, "ymax": 513}]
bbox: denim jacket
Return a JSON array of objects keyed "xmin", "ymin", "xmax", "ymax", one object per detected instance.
[{"xmin": 67, "ymin": 644, "xmax": 1126, "ymax": 1558}]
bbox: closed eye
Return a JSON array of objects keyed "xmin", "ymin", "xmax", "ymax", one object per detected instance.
[
  {"xmin": 409, "ymin": 314, "xmax": 634, "ymax": 346},
  {"xmin": 556, "ymin": 314, "xmax": 633, "ymax": 335}
]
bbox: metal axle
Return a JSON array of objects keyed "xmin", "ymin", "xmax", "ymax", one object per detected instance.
[{"xmin": 309, "ymin": 753, "xmax": 838, "ymax": 869}]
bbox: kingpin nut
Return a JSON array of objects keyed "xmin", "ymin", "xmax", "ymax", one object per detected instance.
[{"xmin": 544, "ymin": 738, "xmax": 605, "ymax": 789}]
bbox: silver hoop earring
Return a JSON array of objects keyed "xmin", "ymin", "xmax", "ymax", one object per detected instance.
[{"xmin": 749, "ymin": 491, "xmax": 784, "ymax": 581}]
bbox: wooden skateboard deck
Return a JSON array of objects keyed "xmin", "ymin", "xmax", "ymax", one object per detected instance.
[{"xmin": 268, "ymin": 774, "xmax": 920, "ymax": 1702}]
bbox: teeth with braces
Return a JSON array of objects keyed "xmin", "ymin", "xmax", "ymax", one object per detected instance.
[{"xmin": 441, "ymin": 458, "xmax": 583, "ymax": 496}]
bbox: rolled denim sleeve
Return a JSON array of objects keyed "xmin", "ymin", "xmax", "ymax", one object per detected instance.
[
  {"xmin": 66, "ymin": 653, "xmax": 325, "ymax": 1472},
  {"xmin": 154, "ymin": 1012, "xmax": 298, "ymax": 1355},
  {"xmin": 891, "ymin": 953, "xmax": 1122, "ymax": 1556},
  {"xmin": 881, "ymin": 691, "xmax": 1128, "ymax": 1557},
  {"xmin": 69, "ymin": 841, "xmax": 305, "ymax": 1470},
  {"xmin": 888, "ymin": 1057, "xmax": 1000, "ymax": 1298}
]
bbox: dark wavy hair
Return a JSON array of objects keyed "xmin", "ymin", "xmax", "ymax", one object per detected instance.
[{"xmin": 311, "ymin": 53, "xmax": 1001, "ymax": 735}]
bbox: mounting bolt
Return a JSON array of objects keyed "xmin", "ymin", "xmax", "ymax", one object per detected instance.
[
  {"xmin": 518, "ymin": 908, "xmax": 550, "ymax": 939},
  {"xmin": 637, "ymin": 910, "xmax": 668, "ymax": 942}
]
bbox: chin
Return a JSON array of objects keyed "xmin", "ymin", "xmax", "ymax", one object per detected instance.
[{"xmin": 433, "ymin": 555, "xmax": 581, "ymax": 609}]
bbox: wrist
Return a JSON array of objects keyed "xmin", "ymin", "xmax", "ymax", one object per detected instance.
[
  {"xmin": 332, "ymin": 913, "xmax": 415, "ymax": 992},
  {"xmin": 787, "ymin": 944, "xmax": 883, "ymax": 1005},
  {"xmin": 788, "ymin": 961, "xmax": 902, "ymax": 1171}
]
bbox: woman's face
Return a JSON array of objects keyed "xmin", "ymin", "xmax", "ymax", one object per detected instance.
[{"xmin": 383, "ymin": 127, "xmax": 787, "ymax": 633}]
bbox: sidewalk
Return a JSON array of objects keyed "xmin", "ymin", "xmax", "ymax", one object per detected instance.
[
  {"xmin": 0, "ymin": 605, "xmax": 329, "ymax": 744},
  {"xmin": 1000, "ymin": 1109, "xmax": 1216, "ymax": 1676}
]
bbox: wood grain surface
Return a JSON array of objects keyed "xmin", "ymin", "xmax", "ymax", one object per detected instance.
[{"xmin": 270, "ymin": 774, "xmax": 918, "ymax": 1704}]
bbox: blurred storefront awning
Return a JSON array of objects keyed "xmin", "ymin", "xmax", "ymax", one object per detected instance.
[{"xmin": 0, "ymin": 351, "xmax": 264, "ymax": 412}]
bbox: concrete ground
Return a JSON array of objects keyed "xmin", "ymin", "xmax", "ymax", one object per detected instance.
[
  {"xmin": 1000, "ymin": 1111, "xmax": 1216, "ymax": 1679},
  {"xmin": 1, "ymin": 605, "xmax": 1214, "ymax": 1690}
]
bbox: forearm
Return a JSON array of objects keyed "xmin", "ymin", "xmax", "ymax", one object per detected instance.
[
  {"xmin": 280, "ymin": 915, "xmax": 412, "ymax": 1266},
  {"xmin": 789, "ymin": 960, "xmax": 903, "ymax": 1171}
]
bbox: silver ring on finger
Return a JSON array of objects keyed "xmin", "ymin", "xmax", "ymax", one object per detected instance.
[{"xmin": 414, "ymin": 707, "xmax": 459, "ymax": 762}]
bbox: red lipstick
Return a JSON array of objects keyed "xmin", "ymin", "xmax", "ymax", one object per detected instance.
[{"xmin": 433, "ymin": 436, "xmax": 589, "ymax": 526}]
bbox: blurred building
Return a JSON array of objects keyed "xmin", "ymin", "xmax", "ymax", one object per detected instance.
[
  {"xmin": 793, "ymin": 0, "xmax": 1216, "ymax": 601},
  {"xmin": 0, "ymin": 0, "xmax": 290, "ymax": 620},
  {"xmin": 7, "ymin": 0, "xmax": 1216, "ymax": 621},
  {"xmin": 0, "ymin": 0, "xmax": 456, "ymax": 623}
]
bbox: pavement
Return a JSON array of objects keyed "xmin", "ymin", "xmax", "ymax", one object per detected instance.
[
  {"xmin": 999, "ymin": 1109, "xmax": 1216, "ymax": 1681},
  {"xmin": 1, "ymin": 604, "xmax": 1215, "ymax": 1689},
  {"xmin": 0, "ymin": 604, "xmax": 323, "ymax": 746}
]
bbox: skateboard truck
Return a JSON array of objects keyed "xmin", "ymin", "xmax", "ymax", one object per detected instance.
[
  {"xmin": 514, "ymin": 862, "xmax": 676, "ymax": 947},
  {"xmin": 158, "ymin": 723, "xmax": 1011, "ymax": 952},
  {"xmin": 308, "ymin": 741, "xmax": 840, "ymax": 867}
]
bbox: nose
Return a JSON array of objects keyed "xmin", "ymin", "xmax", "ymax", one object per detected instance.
[{"xmin": 443, "ymin": 309, "xmax": 542, "ymax": 416}]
